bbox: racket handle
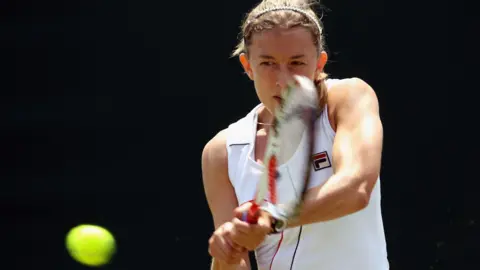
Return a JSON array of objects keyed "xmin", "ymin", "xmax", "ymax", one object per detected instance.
[{"xmin": 241, "ymin": 203, "xmax": 260, "ymax": 224}]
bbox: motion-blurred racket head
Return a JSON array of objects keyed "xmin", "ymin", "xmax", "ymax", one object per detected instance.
[{"xmin": 246, "ymin": 75, "xmax": 319, "ymax": 224}]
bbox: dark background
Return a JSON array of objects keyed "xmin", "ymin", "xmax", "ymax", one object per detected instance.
[{"xmin": 1, "ymin": 0, "xmax": 477, "ymax": 269}]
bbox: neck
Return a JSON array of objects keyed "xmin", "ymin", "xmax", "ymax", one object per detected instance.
[{"xmin": 257, "ymin": 105, "xmax": 274, "ymax": 125}]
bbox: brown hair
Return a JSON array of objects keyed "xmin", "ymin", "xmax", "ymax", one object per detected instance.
[{"xmin": 232, "ymin": 0, "xmax": 329, "ymax": 110}]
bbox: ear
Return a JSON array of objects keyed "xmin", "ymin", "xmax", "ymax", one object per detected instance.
[
  {"xmin": 315, "ymin": 51, "xmax": 328, "ymax": 74},
  {"xmin": 239, "ymin": 53, "xmax": 254, "ymax": 80}
]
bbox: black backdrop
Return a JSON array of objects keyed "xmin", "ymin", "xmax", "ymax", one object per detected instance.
[{"xmin": 2, "ymin": 0, "xmax": 477, "ymax": 269}]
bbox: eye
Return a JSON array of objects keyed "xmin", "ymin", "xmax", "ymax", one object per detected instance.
[
  {"xmin": 260, "ymin": 61, "xmax": 275, "ymax": 66},
  {"xmin": 291, "ymin": 61, "xmax": 306, "ymax": 66}
]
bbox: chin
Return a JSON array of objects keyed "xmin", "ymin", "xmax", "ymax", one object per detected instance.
[
  {"xmin": 271, "ymin": 98, "xmax": 282, "ymax": 110},
  {"xmin": 265, "ymin": 102, "xmax": 278, "ymax": 116}
]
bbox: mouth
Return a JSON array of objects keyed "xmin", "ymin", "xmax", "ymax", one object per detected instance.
[{"xmin": 273, "ymin": 96, "xmax": 282, "ymax": 103}]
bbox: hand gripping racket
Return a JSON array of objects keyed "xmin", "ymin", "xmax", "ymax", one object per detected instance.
[{"xmin": 242, "ymin": 75, "xmax": 319, "ymax": 232}]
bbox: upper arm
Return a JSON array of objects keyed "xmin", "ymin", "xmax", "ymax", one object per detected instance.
[
  {"xmin": 330, "ymin": 78, "xmax": 384, "ymax": 195},
  {"xmin": 203, "ymin": 130, "xmax": 252, "ymax": 270},
  {"xmin": 202, "ymin": 129, "xmax": 240, "ymax": 229}
]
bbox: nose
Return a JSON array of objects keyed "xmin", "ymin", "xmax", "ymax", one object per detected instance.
[
  {"xmin": 276, "ymin": 78, "xmax": 288, "ymax": 90},
  {"xmin": 276, "ymin": 67, "xmax": 293, "ymax": 90}
]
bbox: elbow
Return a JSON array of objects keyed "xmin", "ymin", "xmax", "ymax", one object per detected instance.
[
  {"xmin": 355, "ymin": 189, "xmax": 370, "ymax": 211},
  {"xmin": 352, "ymin": 174, "xmax": 377, "ymax": 211}
]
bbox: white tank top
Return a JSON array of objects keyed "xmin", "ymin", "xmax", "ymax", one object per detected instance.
[{"xmin": 225, "ymin": 80, "xmax": 389, "ymax": 270}]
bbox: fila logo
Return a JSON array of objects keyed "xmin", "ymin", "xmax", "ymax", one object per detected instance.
[{"xmin": 312, "ymin": 151, "xmax": 332, "ymax": 171}]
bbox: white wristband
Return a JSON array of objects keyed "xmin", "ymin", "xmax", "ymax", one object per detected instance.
[{"xmin": 260, "ymin": 202, "xmax": 288, "ymax": 233}]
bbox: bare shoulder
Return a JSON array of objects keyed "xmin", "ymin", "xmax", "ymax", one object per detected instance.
[
  {"xmin": 202, "ymin": 129, "xmax": 229, "ymax": 171},
  {"xmin": 327, "ymin": 77, "xmax": 378, "ymax": 107},
  {"xmin": 326, "ymin": 78, "xmax": 379, "ymax": 129}
]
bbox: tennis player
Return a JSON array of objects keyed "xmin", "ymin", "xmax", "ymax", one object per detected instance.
[{"xmin": 202, "ymin": 0, "xmax": 389, "ymax": 269}]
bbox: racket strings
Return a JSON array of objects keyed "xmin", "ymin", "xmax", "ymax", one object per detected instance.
[{"xmin": 250, "ymin": 76, "xmax": 319, "ymax": 223}]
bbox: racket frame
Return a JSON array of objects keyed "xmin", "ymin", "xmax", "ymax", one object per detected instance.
[{"xmin": 244, "ymin": 76, "xmax": 319, "ymax": 228}]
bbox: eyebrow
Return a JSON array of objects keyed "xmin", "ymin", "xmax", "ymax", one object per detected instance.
[{"xmin": 259, "ymin": 54, "xmax": 306, "ymax": 59}]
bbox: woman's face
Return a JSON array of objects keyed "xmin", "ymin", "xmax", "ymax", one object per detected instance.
[{"xmin": 240, "ymin": 26, "xmax": 327, "ymax": 114}]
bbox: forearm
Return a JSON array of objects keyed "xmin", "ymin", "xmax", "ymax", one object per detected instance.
[{"xmin": 288, "ymin": 173, "xmax": 370, "ymax": 228}]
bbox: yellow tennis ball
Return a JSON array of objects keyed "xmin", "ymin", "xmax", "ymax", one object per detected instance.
[{"xmin": 66, "ymin": 224, "xmax": 116, "ymax": 267}]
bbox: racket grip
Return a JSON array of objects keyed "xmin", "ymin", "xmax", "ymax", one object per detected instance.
[{"xmin": 241, "ymin": 203, "xmax": 260, "ymax": 224}]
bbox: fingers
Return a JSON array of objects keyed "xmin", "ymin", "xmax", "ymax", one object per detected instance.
[
  {"xmin": 209, "ymin": 234, "xmax": 233, "ymax": 263},
  {"xmin": 225, "ymin": 233, "xmax": 247, "ymax": 253},
  {"xmin": 223, "ymin": 222, "xmax": 247, "ymax": 253},
  {"xmin": 231, "ymin": 217, "xmax": 251, "ymax": 234},
  {"xmin": 208, "ymin": 238, "xmax": 243, "ymax": 265},
  {"xmin": 234, "ymin": 202, "xmax": 253, "ymax": 214},
  {"xmin": 208, "ymin": 234, "xmax": 229, "ymax": 262},
  {"xmin": 257, "ymin": 211, "xmax": 273, "ymax": 233},
  {"xmin": 208, "ymin": 223, "xmax": 245, "ymax": 265},
  {"xmin": 233, "ymin": 202, "xmax": 254, "ymax": 221},
  {"xmin": 230, "ymin": 217, "xmax": 271, "ymax": 251},
  {"xmin": 232, "ymin": 213, "xmax": 272, "ymax": 235},
  {"xmin": 223, "ymin": 204, "xmax": 276, "ymax": 252}
]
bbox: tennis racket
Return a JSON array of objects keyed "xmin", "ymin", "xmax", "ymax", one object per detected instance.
[{"xmin": 242, "ymin": 75, "xmax": 319, "ymax": 230}]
